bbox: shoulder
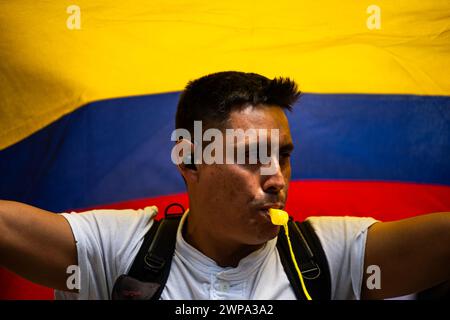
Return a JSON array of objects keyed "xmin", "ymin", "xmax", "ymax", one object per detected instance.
[
  {"xmin": 305, "ymin": 215, "xmax": 379, "ymax": 265},
  {"xmin": 58, "ymin": 206, "xmax": 158, "ymax": 257},
  {"xmin": 55, "ymin": 206, "xmax": 158, "ymax": 299},
  {"xmin": 304, "ymin": 216, "xmax": 379, "ymax": 299},
  {"xmin": 59, "ymin": 206, "xmax": 158, "ymax": 233},
  {"xmin": 306, "ymin": 216, "xmax": 379, "ymax": 240}
]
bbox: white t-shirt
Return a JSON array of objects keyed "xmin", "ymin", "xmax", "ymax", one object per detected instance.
[{"xmin": 55, "ymin": 207, "xmax": 377, "ymax": 300}]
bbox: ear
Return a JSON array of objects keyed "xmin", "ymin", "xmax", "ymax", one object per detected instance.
[{"xmin": 174, "ymin": 139, "xmax": 199, "ymax": 183}]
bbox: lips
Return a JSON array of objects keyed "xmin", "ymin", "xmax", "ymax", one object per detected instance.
[
  {"xmin": 260, "ymin": 203, "xmax": 284, "ymax": 210},
  {"xmin": 258, "ymin": 203, "xmax": 284, "ymax": 222}
]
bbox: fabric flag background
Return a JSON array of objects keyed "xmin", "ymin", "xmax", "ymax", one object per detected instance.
[{"xmin": 0, "ymin": 1, "xmax": 449, "ymax": 299}]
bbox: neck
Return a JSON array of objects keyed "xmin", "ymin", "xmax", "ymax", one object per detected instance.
[{"xmin": 183, "ymin": 211, "xmax": 263, "ymax": 268}]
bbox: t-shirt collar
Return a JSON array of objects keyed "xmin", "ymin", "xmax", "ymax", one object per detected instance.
[{"xmin": 175, "ymin": 209, "xmax": 278, "ymax": 280}]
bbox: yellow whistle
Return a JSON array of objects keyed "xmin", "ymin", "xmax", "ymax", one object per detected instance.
[
  {"xmin": 269, "ymin": 208, "xmax": 289, "ymax": 226},
  {"xmin": 268, "ymin": 207, "xmax": 312, "ymax": 300}
]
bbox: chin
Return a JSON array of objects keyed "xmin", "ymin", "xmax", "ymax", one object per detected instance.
[
  {"xmin": 266, "ymin": 225, "xmax": 281, "ymax": 240},
  {"xmin": 249, "ymin": 224, "xmax": 280, "ymax": 245}
]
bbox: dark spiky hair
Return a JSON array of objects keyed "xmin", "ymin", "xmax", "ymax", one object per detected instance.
[{"xmin": 175, "ymin": 71, "xmax": 301, "ymax": 134}]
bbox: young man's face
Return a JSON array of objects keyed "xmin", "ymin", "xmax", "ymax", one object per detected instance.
[{"xmin": 192, "ymin": 104, "xmax": 293, "ymax": 246}]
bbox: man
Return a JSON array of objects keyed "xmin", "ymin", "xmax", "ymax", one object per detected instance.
[{"xmin": 0, "ymin": 71, "xmax": 449, "ymax": 299}]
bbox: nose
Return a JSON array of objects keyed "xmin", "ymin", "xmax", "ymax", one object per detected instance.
[{"xmin": 261, "ymin": 156, "xmax": 286, "ymax": 195}]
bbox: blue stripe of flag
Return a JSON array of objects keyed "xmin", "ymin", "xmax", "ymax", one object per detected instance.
[{"xmin": 0, "ymin": 93, "xmax": 449, "ymax": 211}]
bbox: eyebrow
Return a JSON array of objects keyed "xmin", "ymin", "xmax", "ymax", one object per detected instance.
[{"xmin": 238, "ymin": 142, "xmax": 295, "ymax": 154}]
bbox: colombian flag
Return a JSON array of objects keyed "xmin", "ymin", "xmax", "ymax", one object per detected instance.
[{"xmin": 0, "ymin": 1, "xmax": 449, "ymax": 299}]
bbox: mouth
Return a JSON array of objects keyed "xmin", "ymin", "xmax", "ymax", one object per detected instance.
[
  {"xmin": 260, "ymin": 203, "xmax": 284, "ymax": 210},
  {"xmin": 258, "ymin": 203, "xmax": 284, "ymax": 221}
]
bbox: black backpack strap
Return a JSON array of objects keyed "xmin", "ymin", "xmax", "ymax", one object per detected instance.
[
  {"xmin": 276, "ymin": 218, "xmax": 332, "ymax": 300},
  {"xmin": 112, "ymin": 204, "xmax": 183, "ymax": 300}
]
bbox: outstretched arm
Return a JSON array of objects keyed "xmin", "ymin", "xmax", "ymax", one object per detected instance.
[
  {"xmin": 362, "ymin": 212, "xmax": 450, "ymax": 299},
  {"xmin": 0, "ymin": 200, "xmax": 77, "ymax": 291}
]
